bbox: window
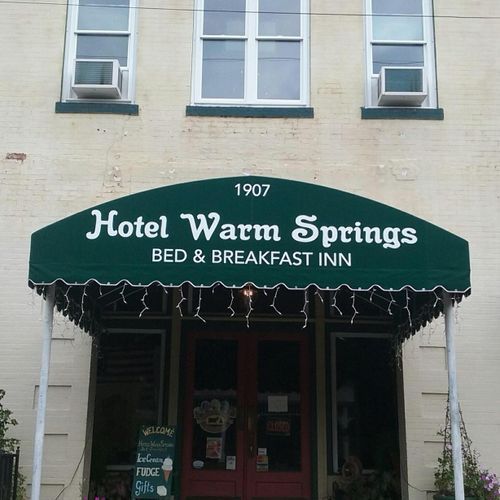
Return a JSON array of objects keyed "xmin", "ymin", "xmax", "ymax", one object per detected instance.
[
  {"xmin": 191, "ymin": 0, "xmax": 309, "ymax": 106},
  {"xmin": 61, "ymin": 0, "xmax": 137, "ymax": 103},
  {"xmin": 365, "ymin": 0, "xmax": 437, "ymax": 108},
  {"xmin": 329, "ymin": 333, "xmax": 401, "ymax": 484},
  {"xmin": 88, "ymin": 331, "xmax": 167, "ymax": 498}
]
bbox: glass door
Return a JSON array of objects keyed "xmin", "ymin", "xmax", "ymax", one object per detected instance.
[
  {"xmin": 246, "ymin": 338, "xmax": 310, "ymax": 499},
  {"xmin": 181, "ymin": 332, "xmax": 310, "ymax": 500}
]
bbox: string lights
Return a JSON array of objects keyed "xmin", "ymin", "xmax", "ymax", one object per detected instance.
[
  {"xmin": 404, "ymin": 288, "xmax": 412, "ymax": 329},
  {"xmin": 245, "ymin": 287, "xmax": 254, "ymax": 328},
  {"xmin": 331, "ymin": 289, "xmax": 343, "ymax": 316},
  {"xmin": 271, "ymin": 286, "xmax": 282, "ymax": 316},
  {"xmin": 387, "ymin": 291, "xmax": 396, "ymax": 316},
  {"xmin": 176, "ymin": 286, "xmax": 187, "ymax": 317},
  {"xmin": 227, "ymin": 288, "xmax": 235, "ymax": 317},
  {"xmin": 63, "ymin": 285, "xmax": 72, "ymax": 315},
  {"xmin": 78, "ymin": 284, "xmax": 87, "ymax": 324},
  {"xmin": 194, "ymin": 288, "xmax": 206, "ymax": 323},
  {"xmin": 433, "ymin": 290, "xmax": 441, "ymax": 309},
  {"xmin": 139, "ymin": 287, "xmax": 149, "ymax": 318},
  {"xmin": 350, "ymin": 292, "xmax": 358, "ymax": 325},
  {"xmin": 120, "ymin": 282, "xmax": 127, "ymax": 304},
  {"xmin": 314, "ymin": 287, "xmax": 324, "ymax": 304},
  {"xmin": 42, "ymin": 280, "xmax": 457, "ymax": 340},
  {"xmin": 301, "ymin": 289, "xmax": 309, "ymax": 329}
]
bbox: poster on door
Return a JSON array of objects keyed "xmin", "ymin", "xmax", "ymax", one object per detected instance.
[{"xmin": 132, "ymin": 425, "xmax": 176, "ymax": 499}]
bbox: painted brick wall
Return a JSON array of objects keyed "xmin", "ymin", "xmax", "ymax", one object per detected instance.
[{"xmin": 1, "ymin": 0, "xmax": 499, "ymax": 499}]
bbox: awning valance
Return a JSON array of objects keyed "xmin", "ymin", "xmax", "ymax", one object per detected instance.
[{"xmin": 29, "ymin": 176, "xmax": 470, "ymax": 293}]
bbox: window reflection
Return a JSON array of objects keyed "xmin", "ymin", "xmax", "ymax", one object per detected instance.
[
  {"xmin": 256, "ymin": 341, "xmax": 301, "ymax": 471},
  {"xmin": 372, "ymin": 44, "xmax": 423, "ymax": 74},
  {"xmin": 202, "ymin": 40, "xmax": 245, "ymax": 98},
  {"xmin": 78, "ymin": 0, "xmax": 130, "ymax": 30},
  {"xmin": 204, "ymin": 0, "xmax": 246, "ymax": 35},
  {"xmin": 335, "ymin": 337, "xmax": 399, "ymax": 472},
  {"xmin": 259, "ymin": 0, "xmax": 300, "ymax": 36},
  {"xmin": 258, "ymin": 41, "xmax": 300, "ymax": 99},
  {"xmin": 77, "ymin": 35, "xmax": 129, "ymax": 66},
  {"xmin": 191, "ymin": 340, "xmax": 238, "ymax": 470}
]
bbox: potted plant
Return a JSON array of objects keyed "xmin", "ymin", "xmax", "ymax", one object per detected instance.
[
  {"xmin": 434, "ymin": 405, "xmax": 500, "ymax": 500},
  {"xmin": 0, "ymin": 389, "xmax": 27, "ymax": 500}
]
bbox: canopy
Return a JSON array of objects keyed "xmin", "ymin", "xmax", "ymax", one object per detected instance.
[{"xmin": 29, "ymin": 176, "xmax": 470, "ymax": 292}]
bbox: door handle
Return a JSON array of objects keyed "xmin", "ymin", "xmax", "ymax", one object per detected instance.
[{"xmin": 247, "ymin": 407, "xmax": 256, "ymax": 458}]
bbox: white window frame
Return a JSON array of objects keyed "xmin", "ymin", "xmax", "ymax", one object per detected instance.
[
  {"xmin": 191, "ymin": 0, "xmax": 310, "ymax": 106},
  {"xmin": 61, "ymin": 0, "xmax": 138, "ymax": 102},
  {"xmin": 364, "ymin": 0, "xmax": 437, "ymax": 108}
]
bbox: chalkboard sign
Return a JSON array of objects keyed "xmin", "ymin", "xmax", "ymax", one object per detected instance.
[{"xmin": 132, "ymin": 425, "xmax": 176, "ymax": 499}]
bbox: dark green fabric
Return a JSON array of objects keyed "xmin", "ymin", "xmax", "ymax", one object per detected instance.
[{"xmin": 29, "ymin": 176, "xmax": 470, "ymax": 292}]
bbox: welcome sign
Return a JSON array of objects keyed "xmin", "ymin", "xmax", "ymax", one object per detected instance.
[
  {"xmin": 132, "ymin": 425, "xmax": 176, "ymax": 499},
  {"xmin": 29, "ymin": 176, "xmax": 470, "ymax": 292}
]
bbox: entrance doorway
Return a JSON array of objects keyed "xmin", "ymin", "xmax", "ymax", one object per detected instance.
[{"xmin": 181, "ymin": 331, "xmax": 311, "ymax": 500}]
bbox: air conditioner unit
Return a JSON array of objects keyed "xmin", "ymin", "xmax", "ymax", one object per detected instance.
[
  {"xmin": 377, "ymin": 66, "xmax": 427, "ymax": 106},
  {"xmin": 72, "ymin": 59, "xmax": 122, "ymax": 99}
]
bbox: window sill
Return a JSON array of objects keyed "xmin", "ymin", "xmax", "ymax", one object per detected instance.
[
  {"xmin": 186, "ymin": 106, "xmax": 314, "ymax": 118},
  {"xmin": 361, "ymin": 107, "xmax": 444, "ymax": 120},
  {"xmin": 55, "ymin": 101, "xmax": 139, "ymax": 115}
]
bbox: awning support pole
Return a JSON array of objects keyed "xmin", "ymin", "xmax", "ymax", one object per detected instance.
[
  {"xmin": 443, "ymin": 291, "xmax": 465, "ymax": 500},
  {"xmin": 31, "ymin": 285, "xmax": 55, "ymax": 500}
]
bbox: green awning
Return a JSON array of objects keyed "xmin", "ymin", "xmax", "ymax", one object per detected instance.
[{"xmin": 29, "ymin": 176, "xmax": 470, "ymax": 293}]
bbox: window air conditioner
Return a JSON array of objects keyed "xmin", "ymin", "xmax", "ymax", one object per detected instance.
[
  {"xmin": 72, "ymin": 59, "xmax": 123, "ymax": 99},
  {"xmin": 377, "ymin": 66, "xmax": 427, "ymax": 106}
]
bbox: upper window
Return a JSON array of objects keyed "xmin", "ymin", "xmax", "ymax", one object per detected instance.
[
  {"xmin": 61, "ymin": 0, "xmax": 137, "ymax": 102},
  {"xmin": 365, "ymin": 0, "xmax": 437, "ymax": 108},
  {"xmin": 191, "ymin": 0, "xmax": 309, "ymax": 106}
]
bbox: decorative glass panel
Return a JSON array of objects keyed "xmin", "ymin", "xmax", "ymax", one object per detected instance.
[
  {"xmin": 77, "ymin": 34, "xmax": 129, "ymax": 66},
  {"xmin": 372, "ymin": 0, "xmax": 423, "ymax": 40},
  {"xmin": 191, "ymin": 340, "xmax": 238, "ymax": 470},
  {"xmin": 78, "ymin": 0, "xmax": 130, "ymax": 31},
  {"xmin": 258, "ymin": 0, "xmax": 300, "ymax": 36},
  {"xmin": 202, "ymin": 40, "xmax": 245, "ymax": 98},
  {"xmin": 203, "ymin": 0, "xmax": 246, "ymax": 35},
  {"xmin": 258, "ymin": 41, "xmax": 300, "ymax": 99},
  {"xmin": 372, "ymin": 44, "xmax": 423, "ymax": 74},
  {"xmin": 256, "ymin": 341, "xmax": 301, "ymax": 472}
]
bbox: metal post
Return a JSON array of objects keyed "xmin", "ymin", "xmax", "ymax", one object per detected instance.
[
  {"xmin": 31, "ymin": 285, "xmax": 55, "ymax": 500},
  {"xmin": 443, "ymin": 292, "xmax": 465, "ymax": 500}
]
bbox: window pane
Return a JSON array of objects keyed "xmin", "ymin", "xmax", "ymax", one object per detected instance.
[
  {"xmin": 373, "ymin": 0, "xmax": 422, "ymax": 15},
  {"xmin": 257, "ymin": 341, "xmax": 301, "ymax": 472},
  {"xmin": 373, "ymin": 16, "xmax": 422, "ymax": 40},
  {"xmin": 202, "ymin": 40, "xmax": 245, "ymax": 98},
  {"xmin": 204, "ymin": 0, "xmax": 245, "ymax": 35},
  {"xmin": 192, "ymin": 340, "xmax": 238, "ymax": 471},
  {"xmin": 259, "ymin": 0, "xmax": 300, "ymax": 36},
  {"xmin": 372, "ymin": 44, "xmax": 423, "ymax": 74},
  {"xmin": 258, "ymin": 41, "xmax": 300, "ymax": 100},
  {"xmin": 77, "ymin": 35, "xmax": 129, "ymax": 66},
  {"xmin": 372, "ymin": 0, "xmax": 422, "ymax": 40},
  {"xmin": 335, "ymin": 337, "xmax": 399, "ymax": 472},
  {"xmin": 78, "ymin": 0, "xmax": 130, "ymax": 31}
]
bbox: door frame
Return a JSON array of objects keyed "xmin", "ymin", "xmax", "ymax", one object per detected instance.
[{"xmin": 180, "ymin": 329, "xmax": 312, "ymax": 500}]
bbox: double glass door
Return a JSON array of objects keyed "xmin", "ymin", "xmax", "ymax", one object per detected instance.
[{"xmin": 181, "ymin": 331, "xmax": 310, "ymax": 500}]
